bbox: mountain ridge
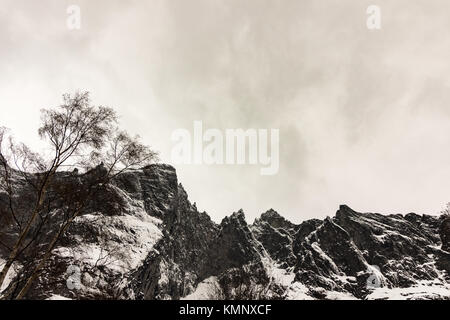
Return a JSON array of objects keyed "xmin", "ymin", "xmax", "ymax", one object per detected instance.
[{"xmin": 0, "ymin": 164, "xmax": 449, "ymax": 300}]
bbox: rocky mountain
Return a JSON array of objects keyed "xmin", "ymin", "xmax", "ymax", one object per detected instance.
[{"xmin": 0, "ymin": 164, "xmax": 449, "ymax": 300}]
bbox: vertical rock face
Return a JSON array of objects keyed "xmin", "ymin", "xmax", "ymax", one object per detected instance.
[
  {"xmin": 130, "ymin": 180, "xmax": 218, "ymax": 300},
  {"xmin": 441, "ymin": 216, "xmax": 450, "ymax": 252},
  {"xmin": 438, "ymin": 216, "xmax": 450, "ymax": 275},
  {"xmin": 252, "ymin": 210, "xmax": 298, "ymax": 268},
  {"xmin": 206, "ymin": 211, "xmax": 258, "ymax": 275},
  {"xmin": 1, "ymin": 165, "xmax": 449, "ymax": 300},
  {"xmin": 333, "ymin": 205, "xmax": 442, "ymax": 286}
]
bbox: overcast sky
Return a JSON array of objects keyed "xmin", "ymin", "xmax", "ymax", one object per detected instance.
[{"xmin": 1, "ymin": 0, "xmax": 450, "ymax": 223}]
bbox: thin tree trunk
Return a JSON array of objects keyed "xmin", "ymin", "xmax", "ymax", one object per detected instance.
[
  {"xmin": 0, "ymin": 173, "xmax": 54, "ymax": 290},
  {"xmin": 14, "ymin": 176, "xmax": 109, "ymax": 299},
  {"xmin": 0, "ymin": 199, "xmax": 46, "ymax": 289},
  {"xmin": 14, "ymin": 208, "xmax": 81, "ymax": 300}
]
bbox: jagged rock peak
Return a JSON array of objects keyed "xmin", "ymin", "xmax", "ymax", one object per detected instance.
[
  {"xmin": 255, "ymin": 209, "xmax": 297, "ymax": 232},
  {"xmin": 222, "ymin": 209, "xmax": 247, "ymax": 226},
  {"xmin": 336, "ymin": 204, "xmax": 359, "ymax": 216},
  {"xmin": 260, "ymin": 208, "xmax": 281, "ymax": 219}
]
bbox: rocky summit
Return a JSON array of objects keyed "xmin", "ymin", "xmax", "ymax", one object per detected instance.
[{"xmin": 1, "ymin": 164, "xmax": 449, "ymax": 300}]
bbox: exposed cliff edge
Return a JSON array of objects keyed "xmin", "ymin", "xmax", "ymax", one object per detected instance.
[{"xmin": 0, "ymin": 164, "xmax": 449, "ymax": 300}]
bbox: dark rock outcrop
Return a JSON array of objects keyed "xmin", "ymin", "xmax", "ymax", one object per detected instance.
[{"xmin": 441, "ymin": 216, "xmax": 450, "ymax": 252}]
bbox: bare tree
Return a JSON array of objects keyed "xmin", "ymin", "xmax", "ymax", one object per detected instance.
[
  {"xmin": 441, "ymin": 203, "xmax": 450, "ymax": 217},
  {"xmin": 0, "ymin": 92, "xmax": 157, "ymax": 299}
]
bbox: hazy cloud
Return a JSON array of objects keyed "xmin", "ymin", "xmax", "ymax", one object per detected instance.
[{"xmin": 1, "ymin": 0, "xmax": 450, "ymax": 222}]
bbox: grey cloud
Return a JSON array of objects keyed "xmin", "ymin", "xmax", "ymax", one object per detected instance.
[{"xmin": 1, "ymin": 0, "xmax": 450, "ymax": 222}]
